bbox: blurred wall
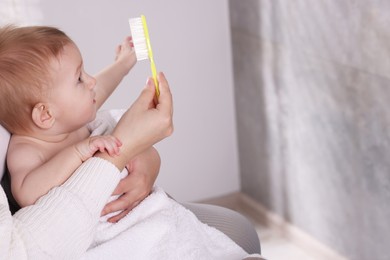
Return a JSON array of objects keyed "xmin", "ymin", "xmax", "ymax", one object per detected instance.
[
  {"xmin": 229, "ymin": 1, "xmax": 390, "ymax": 259},
  {"xmin": 0, "ymin": 0, "xmax": 240, "ymax": 202}
]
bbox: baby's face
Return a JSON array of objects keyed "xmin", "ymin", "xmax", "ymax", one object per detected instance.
[{"xmin": 47, "ymin": 43, "xmax": 98, "ymax": 131}]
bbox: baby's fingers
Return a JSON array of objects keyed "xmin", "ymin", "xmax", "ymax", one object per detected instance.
[
  {"xmin": 105, "ymin": 136, "xmax": 122, "ymax": 156},
  {"xmin": 92, "ymin": 136, "xmax": 122, "ymax": 156},
  {"xmin": 125, "ymin": 36, "xmax": 134, "ymax": 48}
]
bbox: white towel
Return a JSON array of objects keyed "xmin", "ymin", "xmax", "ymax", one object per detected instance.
[{"xmin": 83, "ymin": 187, "xmax": 250, "ymax": 260}]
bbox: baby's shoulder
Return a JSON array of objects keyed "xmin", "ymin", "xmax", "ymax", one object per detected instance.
[
  {"xmin": 8, "ymin": 135, "xmax": 44, "ymax": 157},
  {"xmin": 7, "ymin": 136, "xmax": 45, "ymax": 172},
  {"xmin": 8, "ymin": 135, "xmax": 42, "ymax": 154}
]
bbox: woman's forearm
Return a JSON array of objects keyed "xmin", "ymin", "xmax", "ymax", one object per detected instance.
[{"xmin": 13, "ymin": 157, "xmax": 121, "ymax": 259}]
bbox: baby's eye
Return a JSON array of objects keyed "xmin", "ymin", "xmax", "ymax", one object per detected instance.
[{"xmin": 78, "ymin": 75, "xmax": 83, "ymax": 83}]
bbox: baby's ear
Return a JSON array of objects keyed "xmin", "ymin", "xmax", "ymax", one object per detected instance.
[{"xmin": 32, "ymin": 103, "xmax": 55, "ymax": 129}]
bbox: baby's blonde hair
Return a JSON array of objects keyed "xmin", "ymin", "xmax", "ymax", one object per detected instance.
[{"xmin": 0, "ymin": 25, "xmax": 73, "ymax": 134}]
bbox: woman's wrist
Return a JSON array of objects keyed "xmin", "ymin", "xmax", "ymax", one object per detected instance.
[{"xmin": 95, "ymin": 152, "xmax": 127, "ymax": 172}]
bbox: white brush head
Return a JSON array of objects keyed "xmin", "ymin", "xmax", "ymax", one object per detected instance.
[{"xmin": 129, "ymin": 17, "xmax": 149, "ymax": 61}]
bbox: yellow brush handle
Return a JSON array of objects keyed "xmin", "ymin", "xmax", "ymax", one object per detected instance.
[{"xmin": 141, "ymin": 15, "xmax": 160, "ymax": 97}]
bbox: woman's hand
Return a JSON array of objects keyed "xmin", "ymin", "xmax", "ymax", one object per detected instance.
[
  {"xmin": 101, "ymin": 147, "xmax": 160, "ymax": 223},
  {"xmin": 109, "ymin": 72, "xmax": 173, "ymax": 168},
  {"xmin": 96, "ymin": 71, "xmax": 173, "ymax": 177}
]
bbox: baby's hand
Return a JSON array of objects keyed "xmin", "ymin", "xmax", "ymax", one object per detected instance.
[
  {"xmin": 115, "ymin": 36, "xmax": 137, "ymax": 74},
  {"xmin": 76, "ymin": 135, "xmax": 122, "ymax": 162}
]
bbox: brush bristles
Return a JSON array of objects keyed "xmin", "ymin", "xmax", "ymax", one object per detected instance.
[{"xmin": 129, "ymin": 17, "xmax": 149, "ymax": 61}]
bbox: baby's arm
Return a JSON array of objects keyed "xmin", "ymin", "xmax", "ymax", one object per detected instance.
[
  {"xmin": 94, "ymin": 36, "xmax": 137, "ymax": 109},
  {"xmin": 7, "ymin": 135, "xmax": 121, "ymax": 207}
]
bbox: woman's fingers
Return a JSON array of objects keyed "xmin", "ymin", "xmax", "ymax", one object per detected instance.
[{"xmin": 156, "ymin": 72, "xmax": 173, "ymax": 114}]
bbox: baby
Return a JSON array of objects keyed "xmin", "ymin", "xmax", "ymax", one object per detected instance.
[{"xmin": 0, "ymin": 25, "xmax": 158, "ymax": 238}]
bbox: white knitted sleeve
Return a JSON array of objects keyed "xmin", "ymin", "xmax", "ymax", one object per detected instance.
[{"xmin": 5, "ymin": 157, "xmax": 120, "ymax": 260}]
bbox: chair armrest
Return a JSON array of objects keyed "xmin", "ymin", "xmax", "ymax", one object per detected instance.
[{"xmin": 182, "ymin": 202, "xmax": 261, "ymax": 255}]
